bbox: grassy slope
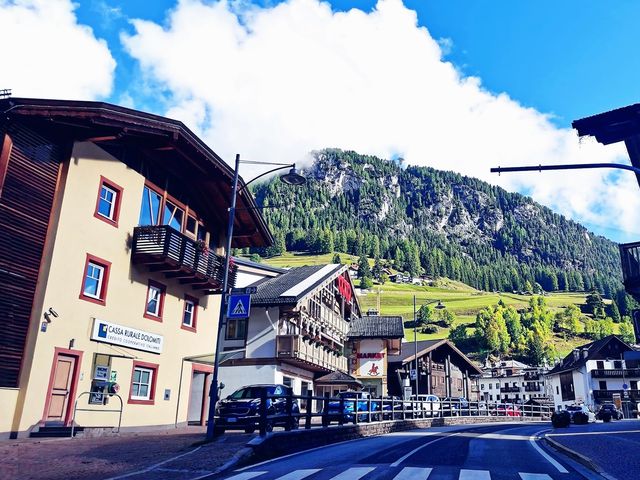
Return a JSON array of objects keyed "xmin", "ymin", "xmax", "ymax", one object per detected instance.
[{"xmin": 260, "ymin": 252, "xmax": 610, "ymax": 357}]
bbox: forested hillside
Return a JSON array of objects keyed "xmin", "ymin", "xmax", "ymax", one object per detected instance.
[{"xmin": 251, "ymin": 149, "xmax": 622, "ymax": 297}]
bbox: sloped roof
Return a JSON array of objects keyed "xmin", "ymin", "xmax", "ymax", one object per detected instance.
[
  {"xmin": 315, "ymin": 370, "xmax": 362, "ymax": 386},
  {"xmin": 249, "ymin": 264, "xmax": 344, "ymax": 306},
  {"xmin": 388, "ymin": 339, "xmax": 482, "ymax": 375},
  {"xmin": 0, "ymin": 97, "xmax": 272, "ymax": 247},
  {"xmin": 233, "ymin": 256, "xmax": 287, "ymax": 274},
  {"xmin": 347, "ymin": 316, "xmax": 404, "ymax": 339},
  {"xmin": 547, "ymin": 335, "xmax": 633, "ymax": 375}
]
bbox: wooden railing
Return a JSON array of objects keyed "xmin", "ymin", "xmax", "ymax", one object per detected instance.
[
  {"xmin": 276, "ymin": 335, "xmax": 347, "ymax": 372},
  {"xmin": 591, "ymin": 369, "xmax": 640, "ymax": 378},
  {"xmin": 593, "ymin": 389, "xmax": 640, "ymax": 400},
  {"xmin": 131, "ymin": 225, "xmax": 235, "ymax": 292},
  {"xmin": 620, "ymin": 241, "xmax": 640, "ymax": 295}
]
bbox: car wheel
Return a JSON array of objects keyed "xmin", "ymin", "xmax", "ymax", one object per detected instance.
[{"xmin": 244, "ymin": 427, "xmax": 256, "ymax": 434}]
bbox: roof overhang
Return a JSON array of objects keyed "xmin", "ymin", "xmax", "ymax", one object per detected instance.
[{"xmin": 0, "ymin": 97, "xmax": 273, "ymax": 248}]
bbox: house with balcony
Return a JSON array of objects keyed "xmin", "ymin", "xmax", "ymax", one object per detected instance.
[
  {"xmin": 478, "ymin": 360, "xmax": 548, "ymax": 404},
  {"xmin": 217, "ymin": 264, "xmax": 360, "ymax": 400},
  {"xmin": 0, "ymin": 97, "xmax": 271, "ymax": 438},
  {"xmin": 547, "ymin": 335, "xmax": 640, "ymax": 410}
]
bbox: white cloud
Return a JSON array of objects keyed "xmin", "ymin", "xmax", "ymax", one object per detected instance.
[
  {"xmin": 122, "ymin": 0, "xmax": 638, "ymax": 241},
  {"xmin": 0, "ymin": 0, "xmax": 115, "ymax": 99}
]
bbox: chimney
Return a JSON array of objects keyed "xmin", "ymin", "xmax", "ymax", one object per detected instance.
[
  {"xmin": 582, "ymin": 348, "xmax": 589, "ymax": 359},
  {"xmin": 573, "ymin": 349, "xmax": 580, "ymax": 362}
]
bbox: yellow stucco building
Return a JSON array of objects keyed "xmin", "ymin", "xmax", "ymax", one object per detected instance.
[{"xmin": 0, "ymin": 98, "xmax": 271, "ymax": 438}]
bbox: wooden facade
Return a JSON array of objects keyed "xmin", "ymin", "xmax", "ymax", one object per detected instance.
[{"xmin": 0, "ymin": 125, "xmax": 66, "ymax": 387}]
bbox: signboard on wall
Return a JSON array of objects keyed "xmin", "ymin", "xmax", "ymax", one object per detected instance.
[
  {"xmin": 91, "ymin": 318, "xmax": 164, "ymax": 354},
  {"xmin": 356, "ymin": 339, "xmax": 385, "ymax": 377}
]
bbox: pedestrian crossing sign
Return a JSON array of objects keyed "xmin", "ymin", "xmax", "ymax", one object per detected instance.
[{"xmin": 227, "ymin": 293, "xmax": 251, "ymax": 319}]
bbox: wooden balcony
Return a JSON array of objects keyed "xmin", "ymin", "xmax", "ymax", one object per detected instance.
[
  {"xmin": 620, "ymin": 242, "xmax": 640, "ymax": 296},
  {"xmin": 132, "ymin": 225, "xmax": 236, "ymax": 293},
  {"xmin": 524, "ymin": 385, "xmax": 541, "ymax": 392},
  {"xmin": 276, "ymin": 335, "xmax": 347, "ymax": 373},
  {"xmin": 593, "ymin": 389, "xmax": 640, "ymax": 400},
  {"xmin": 591, "ymin": 369, "xmax": 640, "ymax": 378},
  {"xmin": 524, "ymin": 372, "xmax": 541, "ymax": 381},
  {"xmin": 500, "ymin": 386, "xmax": 520, "ymax": 393}
]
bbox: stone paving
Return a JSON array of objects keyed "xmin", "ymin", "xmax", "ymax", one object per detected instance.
[{"xmin": 0, "ymin": 427, "xmax": 252, "ymax": 480}]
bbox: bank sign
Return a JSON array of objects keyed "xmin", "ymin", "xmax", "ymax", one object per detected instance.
[{"xmin": 91, "ymin": 319, "xmax": 164, "ymax": 354}]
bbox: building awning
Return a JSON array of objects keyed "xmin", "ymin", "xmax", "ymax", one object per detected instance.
[
  {"xmin": 183, "ymin": 349, "xmax": 245, "ymax": 365},
  {"xmin": 315, "ymin": 370, "xmax": 363, "ymax": 389}
]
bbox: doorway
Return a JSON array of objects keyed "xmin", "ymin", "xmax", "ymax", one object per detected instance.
[
  {"xmin": 43, "ymin": 348, "xmax": 82, "ymax": 425},
  {"xmin": 187, "ymin": 365, "xmax": 212, "ymax": 425}
]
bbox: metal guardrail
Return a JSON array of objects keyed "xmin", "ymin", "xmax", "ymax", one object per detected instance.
[
  {"xmin": 215, "ymin": 391, "xmax": 553, "ymax": 437},
  {"xmin": 71, "ymin": 391, "xmax": 123, "ymax": 437}
]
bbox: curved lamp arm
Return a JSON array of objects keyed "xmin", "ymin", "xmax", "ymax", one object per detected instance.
[{"xmin": 239, "ymin": 164, "xmax": 294, "ymax": 192}]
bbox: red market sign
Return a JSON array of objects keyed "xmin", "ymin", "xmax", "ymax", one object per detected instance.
[
  {"xmin": 337, "ymin": 274, "xmax": 353, "ymax": 302},
  {"xmin": 356, "ymin": 352, "xmax": 385, "ymax": 359}
]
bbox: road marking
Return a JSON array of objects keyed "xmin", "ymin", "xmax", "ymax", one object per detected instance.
[
  {"xmin": 547, "ymin": 429, "xmax": 640, "ymax": 437},
  {"xmin": 224, "ymin": 472, "xmax": 267, "ymax": 480},
  {"xmin": 459, "ymin": 469, "xmax": 491, "ymax": 480},
  {"xmin": 390, "ymin": 433, "xmax": 459, "ymax": 467},
  {"xmin": 393, "ymin": 467, "xmax": 433, "ymax": 479},
  {"xmin": 529, "ymin": 430, "xmax": 568, "ymax": 474},
  {"xmin": 519, "ymin": 474, "xmax": 553, "ymax": 480},
  {"xmin": 275, "ymin": 469, "xmax": 321, "ymax": 480},
  {"xmin": 329, "ymin": 467, "xmax": 375, "ymax": 479}
]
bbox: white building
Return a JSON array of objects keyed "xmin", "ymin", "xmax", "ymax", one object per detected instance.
[
  {"xmin": 478, "ymin": 359, "xmax": 548, "ymax": 404},
  {"xmin": 217, "ymin": 264, "xmax": 360, "ymax": 399},
  {"xmin": 547, "ymin": 335, "xmax": 640, "ymax": 411}
]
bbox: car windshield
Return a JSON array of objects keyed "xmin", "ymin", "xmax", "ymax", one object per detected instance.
[{"xmin": 229, "ymin": 386, "xmax": 275, "ymax": 399}]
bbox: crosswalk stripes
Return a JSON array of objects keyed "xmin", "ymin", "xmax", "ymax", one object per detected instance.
[
  {"xmin": 392, "ymin": 467, "xmax": 433, "ymax": 479},
  {"xmin": 459, "ymin": 470, "xmax": 492, "ymax": 480},
  {"xmin": 274, "ymin": 469, "xmax": 322, "ymax": 480},
  {"xmin": 224, "ymin": 472, "xmax": 268, "ymax": 480},
  {"xmin": 327, "ymin": 467, "xmax": 376, "ymax": 480},
  {"xmin": 226, "ymin": 467, "xmax": 558, "ymax": 480}
]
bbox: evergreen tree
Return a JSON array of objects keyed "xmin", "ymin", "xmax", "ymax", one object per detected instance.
[
  {"xmin": 332, "ymin": 253, "xmax": 342, "ymax": 264},
  {"xmin": 358, "ymin": 254, "xmax": 371, "ymax": 279},
  {"xmin": 619, "ymin": 319, "xmax": 636, "ymax": 344}
]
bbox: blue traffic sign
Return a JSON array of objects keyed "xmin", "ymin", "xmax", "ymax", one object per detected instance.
[
  {"xmin": 227, "ymin": 294, "xmax": 251, "ymax": 319},
  {"xmin": 623, "ymin": 383, "xmax": 629, "ymax": 390}
]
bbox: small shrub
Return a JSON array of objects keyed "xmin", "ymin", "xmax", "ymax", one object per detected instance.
[{"xmin": 421, "ymin": 324, "xmax": 439, "ymax": 334}]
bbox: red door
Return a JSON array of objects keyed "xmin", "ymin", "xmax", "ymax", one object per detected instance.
[{"xmin": 45, "ymin": 354, "xmax": 77, "ymax": 424}]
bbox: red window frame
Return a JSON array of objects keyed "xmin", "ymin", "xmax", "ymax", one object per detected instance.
[
  {"xmin": 181, "ymin": 295, "xmax": 199, "ymax": 332},
  {"xmin": 78, "ymin": 253, "xmax": 111, "ymax": 306},
  {"xmin": 94, "ymin": 176, "xmax": 124, "ymax": 227},
  {"xmin": 128, "ymin": 361, "xmax": 159, "ymax": 405},
  {"xmin": 143, "ymin": 280, "xmax": 166, "ymax": 321}
]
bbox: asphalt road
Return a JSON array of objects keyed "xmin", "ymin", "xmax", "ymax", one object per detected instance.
[
  {"xmin": 546, "ymin": 419, "xmax": 640, "ymax": 480},
  {"xmin": 218, "ymin": 423, "xmax": 598, "ymax": 480}
]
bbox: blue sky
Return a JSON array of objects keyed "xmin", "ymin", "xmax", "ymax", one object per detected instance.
[{"xmin": 3, "ymin": 0, "xmax": 640, "ymax": 242}]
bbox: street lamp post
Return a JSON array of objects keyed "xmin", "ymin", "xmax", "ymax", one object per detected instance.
[
  {"xmin": 413, "ymin": 297, "xmax": 445, "ymax": 396},
  {"xmin": 205, "ymin": 154, "xmax": 305, "ymax": 441},
  {"xmin": 491, "ymin": 162, "xmax": 640, "ymax": 177}
]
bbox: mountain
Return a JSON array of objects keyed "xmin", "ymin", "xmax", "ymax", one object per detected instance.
[{"xmin": 251, "ymin": 149, "xmax": 622, "ymax": 297}]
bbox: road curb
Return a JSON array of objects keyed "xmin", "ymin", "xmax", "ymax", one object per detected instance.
[
  {"xmin": 543, "ymin": 435, "xmax": 619, "ymax": 480},
  {"xmin": 192, "ymin": 446, "xmax": 256, "ymax": 480}
]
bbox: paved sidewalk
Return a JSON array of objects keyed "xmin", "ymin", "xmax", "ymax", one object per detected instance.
[
  {"xmin": 545, "ymin": 419, "xmax": 640, "ymax": 480},
  {"xmin": 0, "ymin": 427, "xmax": 253, "ymax": 480}
]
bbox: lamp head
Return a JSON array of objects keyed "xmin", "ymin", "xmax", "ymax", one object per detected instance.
[
  {"xmin": 434, "ymin": 301, "xmax": 445, "ymax": 310},
  {"xmin": 279, "ymin": 166, "xmax": 306, "ymax": 186}
]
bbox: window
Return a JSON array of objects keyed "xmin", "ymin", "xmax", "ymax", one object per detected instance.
[
  {"xmin": 144, "ymin": 281, "xmax": 165, "ymax": 321},
  {"xmin": 282, "ymin": 376, "xmax": 293, "ymax": 388},
  {"xmin": 489, "ymin": 383, "xmax": 492, "ymax": 390},
  {"xmin": 129, "ymin": 361, "xmax": 158, "ymax": 404},
  {"xmin": 599, "ymin": 380, "xmax": 607, "ymax": 390},
  {"xmin": 139, "ymin": 185, "xmax": 163, "ymax": 226},
  {"xmin": 163, "ymin": 200, "xmax": 184, "ymax": 232},
  {"xmin": 631, "ymin": 381, "xmax": 638, "ymax": 390},
  {"xmin": 79, "ymin": 254, "xmax": 111, "ymax": 305},
  {"xmin": 94, "ymin": 177, "xmax": 123, "ymax": 227},
  {"xmin": 480, "ymin": 384, "xmax": 485, "ymax": 390},
  {"xmin": 226, "ymin": 318, "xmax": 248, "ymax": 340},
  {"xmin": 182, "ymin": 296, "xmax": 198, "ymax": 331},
  {"xmin": 596, "ymin": 361, "xmax": 604, "ymax": 370},
  {"xmin": 614, "ymin": 360, "xmax": 623, "ymax": 369}
]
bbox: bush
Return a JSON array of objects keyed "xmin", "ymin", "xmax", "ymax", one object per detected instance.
[
  {"xmin": 551, "ymin": 410, "xmax": 571, "ymax": 428},
  {"xmin": 421, "ymin": 324, "xmax": 439, "ymax": 334}
]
